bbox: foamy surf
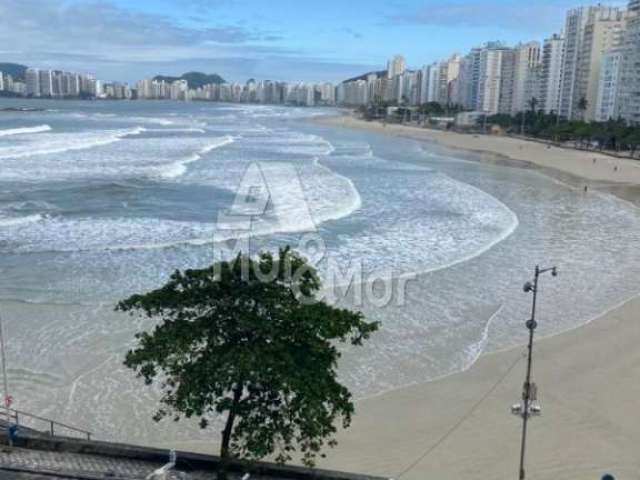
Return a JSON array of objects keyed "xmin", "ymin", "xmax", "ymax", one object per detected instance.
[
  {"xmin": 0, "ymin": 127, "xmax": 146, "ymax": 160},
  {"xmin": 151, "ymin": 135, "xmax": 235, "ymax": 179},
  {"xmin": 0, "ymin": 214, "xmax": 44, "ymax": 227},
  {"xmin": 0, "ymin": 125, "xmax": 52, "ymax": 137}
]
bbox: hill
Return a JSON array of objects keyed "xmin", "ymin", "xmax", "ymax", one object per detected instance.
[
  {"xmin": 152, "ymin": 72, "xmax": 226, "ymax": 89},
  {"xmin": 0, "ymin": 63, "xmax": 28, "ymax": 81},
  {"xmin": 342, "ymin": 70, "xmax": 386, "ymax": 84}
]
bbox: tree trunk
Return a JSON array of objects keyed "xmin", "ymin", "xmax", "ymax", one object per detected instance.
[{"xmin": 218, "ymin": 384, "xmax": 243, "ymax": 480}]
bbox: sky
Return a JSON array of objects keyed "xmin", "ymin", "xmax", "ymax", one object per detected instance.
[{"xmin": 0, "ymin": 0, "xmax": 629, "ymax": 84}]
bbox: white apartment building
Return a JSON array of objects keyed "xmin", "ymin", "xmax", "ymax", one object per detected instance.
[
  {"xmin": 387, "ymin": 55, "xmax": 406, "ymax": 79},
  {"xmin": 595, "ymin": 48, "xmax": 625, "ymax": 121},
  {"xmin": 511, "ymin": 42, "xmax": 542, "ymax": 114},
  {"xmin": 560, "ymin": 5, "xmax": 626, "ymax": 120},
  {"xmin": 541, "ymin": 34, "xmax": 565, "ymax": 114},
  {"xmin": 38, "ymin": 70, "xmax": 53, "ymax": 97},
  {"xmin": 426, "ymin": 62, "xmax": 440, "ymax": 103},
  {"xmin": 576, "ymin": 7, "xmax": 627, "ymax": 121},
  {"xmin": 618, "ymin": 0, "xmax": 640, "ymax": 124},
  {"xmin": 435, "ymin": 54, "xmax": 462, "ymax": 106},
  {"xmin": 26, "ymin": 68, "xmax": 40, "ymax": 97},
  {"xmin": 477, "ymin": 44, "xmax": 509, "ymax": 114}
]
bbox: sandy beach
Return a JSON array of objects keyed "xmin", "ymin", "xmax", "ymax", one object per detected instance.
[
  {"xmin": 318, "ymin": 295, "xmax": 640, "ymax": 480},
  {"xmin": 305, "ymin": 115, "xmax": 640, "ymax": 480},
  {"xmin": 316, "ymin": 115, "xmax": 640, "ymax": 206}
]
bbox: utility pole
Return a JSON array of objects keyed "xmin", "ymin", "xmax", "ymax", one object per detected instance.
[
  {"xmin": 0, "ymin": 312, "xmax": 12, "ymax": 447},
  {"xmin": 512, "ymin": 265, "xmax": 558, "ymax": 480}
]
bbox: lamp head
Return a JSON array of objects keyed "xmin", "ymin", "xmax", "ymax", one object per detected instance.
[{"xmin": 551, "ymin": 267, "xmax": 558, "ymax": 277}]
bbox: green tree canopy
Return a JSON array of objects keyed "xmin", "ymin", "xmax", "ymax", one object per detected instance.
[{"xmin": 117, "ymin": 247, "xmax": 378, "ymax": 479}]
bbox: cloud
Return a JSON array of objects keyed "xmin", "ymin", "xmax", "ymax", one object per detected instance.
[
  {"xmin": 385, "ymin": 0, "xmax": 608, "ymax": 33},
  {"xmin": 0, "ymin": 0, "xmax": 280, "ymax": 48},
  {"xmin": 0, "ymin": 0, "xmax": 377, "ymax": 83}
]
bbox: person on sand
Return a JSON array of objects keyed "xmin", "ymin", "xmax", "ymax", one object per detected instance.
[
  {"xmin": 602, "ymin": 474, "xmax": 615, "ymax": 480},
  {"xmin": 584, "ymin": 185, "xmax": 588, "ymax": 193}
]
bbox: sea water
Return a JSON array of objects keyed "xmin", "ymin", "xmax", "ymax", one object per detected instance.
[{"xmin": 0, "ymin": 99, "xmax": 639, "ymax": 443}]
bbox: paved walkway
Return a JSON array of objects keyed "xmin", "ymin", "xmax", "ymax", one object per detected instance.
[{"xmin": 0, "ymin": 446, "xmax": 214, "ymax": 479}]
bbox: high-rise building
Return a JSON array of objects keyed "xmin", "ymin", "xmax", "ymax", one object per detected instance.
[
  {"xmin": 498, "ymin": 49, "xmax": 516, "ymax": 114},
  {"xmin": 511, "ymin": 42, "xmax": 542, "ymax": 114},
  {"xmin": 459, "ymin": 48, "xmax": 482, "ymax": 110},
  {"xmin": 560, "ymin": 5, "xmax": 627, "ymax": 120},
  {"xmin": 541, "ymin": 34, "xmax": 565, "ymax": 114},
  {"xmin": 39, "ymin": 70, "xmax": 53, "ymax": 97},
  {"xmin": 387, "ymin": 55, "xmax": 406, "ymax": 79},
  {"xmin": 595, "ymin": 48, "xmax": 625, "ymax": 121},
  {"xmin": 618, "ymin": 0, "xmax": 640, "ymax": 124},
  {"xmin": 0, "ymin": 72, "xmax": 4, "ymax": 92},
  {"xmin": 477, "ymin": 43, "xmax": 511, "ymax": 114},
  {"xmin": 434, "ymin": 54, "xmax": 462, "ymax": 106},
  {"xmin": 419, "ymin": 65, "xmax": 430, "ymax": 104},
  {"xmin": 426, "ymin": 62, "xmax": 440, "ymax": 103},
  {"xmin": 26, "ymin": 68, "xmax": 40, "ymax": 97},
  {"xmin": 576, "ymin": 7, "xmax": 627, "ymax": 120}
]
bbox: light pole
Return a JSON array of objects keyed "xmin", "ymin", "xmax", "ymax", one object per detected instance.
[
  {"xmin": 0, "ymin": 312, "xmax": 12, "ymax": 448},
  {"xmin": 512, "ymin": 265, "xmax": 558, "ymax": 480}
]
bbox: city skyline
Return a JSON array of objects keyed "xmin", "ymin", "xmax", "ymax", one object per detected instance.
[{"xmin": 0, "ymin": 0, "xmax": 629, "ymax": 84}]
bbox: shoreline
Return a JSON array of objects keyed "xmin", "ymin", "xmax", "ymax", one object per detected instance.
[
  {"xmin": 303, "ymin": 113, "xmax": 640, "ymax": 479},
  {"xmin": 313, "ymin": 114, "xmax": 640, "ymax": 207}
]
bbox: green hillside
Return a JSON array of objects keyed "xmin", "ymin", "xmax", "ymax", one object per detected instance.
[
  {"xmin": 0, "ymin": 63, "xmax": 28, "ymax": 81},
  {"xmin": 152, "ymin": 72, "xmax": 226, "ymax": 89}
]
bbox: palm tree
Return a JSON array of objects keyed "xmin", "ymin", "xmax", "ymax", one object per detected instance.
[
  {"xmin": 577, "ymin": 96, "xmax": 588, "ymax": 120},
  {"xmin": 520, "ymin": 97, "xmax": 539, "ymax": 135}
]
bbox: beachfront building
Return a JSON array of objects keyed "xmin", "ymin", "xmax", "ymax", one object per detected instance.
[
  {"xmin": 595, "ymin": 48, "xmax": 625, "ymax": 121},
  {"xmin": 26, "ymin": 68, "xmax": 40, "ymax": 97},
  {"xmin": 477, "ymin": 42, "xmax": 511, "ymax": 114},
  {"xmin": 618, "ymin": 0, "xmax": 640, "ymax": 124},
  {"xmin": 38, "ymin": 70, "xmax": 53, "ymax": 97},
  {"xmin": 498, "ymin": 48, "xmax": 516, "ymax": 114},
  {"xmin": 560, "ymin": 5, "xmax": 627, "ymax": 120},
  {"xmin": 510, "ymin": 42, "xmax": 542, "ymax": 114},
  {"xmin": 541, "ymin": 33, "xmax": 565, "ymax": 114},
  {"xmin": 387, "ymin": 55, "xmax": 406, "ymax": 79},
  {"xmin": 458, "ymin": 48, "xmax": 483, "ymax": 111},
  {"xmin": 436, "ymin": 54, "xmax": 462, "ymax": 107},
  {"xmin": 426, "ymin": 62, "xmax": 441, "ymax": 103},
  {"xmin": 576, "ymin": 6, "xmax": 627, "ymax": 121}
]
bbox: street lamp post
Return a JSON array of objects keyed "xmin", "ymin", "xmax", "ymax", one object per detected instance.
[
  {"xmin": 512, "ymin": 265, "xmax": 558, "ymax": 480},
  {"xmin": 0, "ymin": 312, "xmax": 12, "ymax": 448}
]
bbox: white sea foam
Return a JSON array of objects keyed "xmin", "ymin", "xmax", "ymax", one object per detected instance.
[
  {"xmin": 151, "ymin": 135, "xmax": 235, "ymax": 179},
  {"xmin": 0, "ymin": 127, "xmax": 146, "ymax": 160},
  {"xmin": 0, "ymin": 214, "xmax": 44, "ymax": 227},
  {"xmin": 146, "ymin": 127, "xmax": 206, "ymax": 134},
  {"xmin": 0, "ymin": 125, "xmax": 52, "ymax": 137}
]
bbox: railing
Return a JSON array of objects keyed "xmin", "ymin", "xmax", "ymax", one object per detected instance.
[{"xmin": 0, "ymin": 406, "xmax": 92, "ymax": 441}]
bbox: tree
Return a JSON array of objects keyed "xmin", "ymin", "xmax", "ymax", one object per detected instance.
[
  {"xmin": 577, "ymin": 96, "xmax": 589, "ymax": 120},
  {"xmin": 117, "ymin": 247, "xmax": 379, "ymax": 480}
]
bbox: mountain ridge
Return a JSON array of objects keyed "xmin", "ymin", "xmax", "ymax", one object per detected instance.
[
  {"xmin": 0, "ymin": 63, "xmax": 28, "ymax": 81},
  {"xmin": 152, "ymin": 71, "xmax": 226, "ymax": 89}
]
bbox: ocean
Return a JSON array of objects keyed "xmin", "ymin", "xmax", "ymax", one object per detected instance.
[{"xmin": 0, "ymin": 99, "xmax": 639, "ymax": 444}]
